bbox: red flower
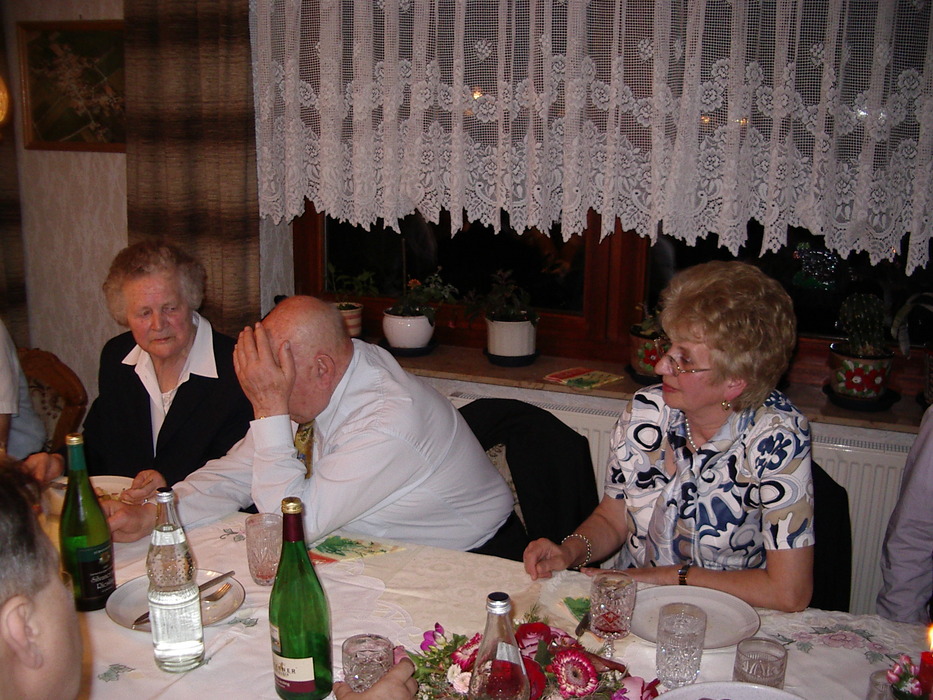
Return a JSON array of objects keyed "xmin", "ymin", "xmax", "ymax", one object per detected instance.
[
  {"xmin": 548, "ymin": 649, "xmax": 598, "ymax": 697},
  {"xmin": 451, "ymin": 633, "xmax": 481, "ymax": 671},
  {"xmin": 523, "ymin": 657, "xmax": 547, "ymax": 700},
  {"xmin": 515, "ymin": 622, "xmax": 579, "ymax": 660}
]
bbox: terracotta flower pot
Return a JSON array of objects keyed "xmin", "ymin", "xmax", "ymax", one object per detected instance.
[
  {"xmin": 335, "ymin": 302, "xmax": 363, "ymax": 338},
  {"xmin": 382, "ymin": 311, "xmax": 434, "ymax": 348},
  {"xmin": 828, "ymin": 342, "xmax": 894, "ymax": 401}
]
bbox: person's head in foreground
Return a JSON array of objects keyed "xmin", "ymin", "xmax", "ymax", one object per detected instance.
[
  {"xmin": 657, "ymin": 259, "xmax": 797, "ymax": 413},
  {"xmin": 0, "ymin": 459, "xmax": 82, "ymax": 700},
  {"xmin": 102, "ymin": 239, "xmax": 207, "ymax": 369}
]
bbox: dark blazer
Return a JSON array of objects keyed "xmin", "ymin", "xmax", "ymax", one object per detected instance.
[{"xmin": 82, "ymin": 329, "xmax": 253, "ymax": 485}]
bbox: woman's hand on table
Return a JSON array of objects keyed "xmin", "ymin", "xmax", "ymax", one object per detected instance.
[
  {"xmin": 523, "ymin": 538, "xmax": 576, "ymax": 580},
  {"xmin": 102, "ymin": 499, "xmax": 158, "ymax": 542},
  {"xmin": 333, "ymin": 657, "xmax": 418, "ymax": 700},
  {"xmin": 119, "ymin": 469, "xmax": 166, "ymax": 505},
  {"xmin": 22, "ymin": 451, "xmax": 64, "ymax": 483}
]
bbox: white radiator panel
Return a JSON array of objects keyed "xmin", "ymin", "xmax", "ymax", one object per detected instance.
[
  {"xmin": 449, "ymin": 391, "xmax": 619, "ymax": 497},
  {"xmin": 449, "ymin": 389, "xmax": 915, "ymax": 616},
  {"xmin": 812, "ymin": 427, "xmax": 912, "ymax": 615}
]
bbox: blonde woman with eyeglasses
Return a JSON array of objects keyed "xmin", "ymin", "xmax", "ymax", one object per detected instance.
[{"xmin": 523, "ymin": 261, "xmax": 814, "ymax": 612}]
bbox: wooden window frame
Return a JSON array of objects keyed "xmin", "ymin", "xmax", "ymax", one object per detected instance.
[
  {"xmin": 294, "ymin": 205, "xmax": 648, "ymax": 363},
  {"xmin": 293, "ymin": 202, "xmax": 926, "ymax": 397}
]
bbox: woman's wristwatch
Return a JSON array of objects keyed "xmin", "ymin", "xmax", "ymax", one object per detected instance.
[{"xmin": 678, "ymin": 562, "xmax": 692, "ymax": 585}]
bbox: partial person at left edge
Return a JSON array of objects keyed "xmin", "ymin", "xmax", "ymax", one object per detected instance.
[
  {"xmin": 0, "ymin": 318, "xmax": 46, "ymax": 459},
  {"xmin": 24, "ymin": 240, "xmax": 253, "ymax": 492}
]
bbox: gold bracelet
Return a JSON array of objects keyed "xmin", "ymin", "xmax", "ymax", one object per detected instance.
[{"xmin": 561, "ymin": 533, "xmax": 592, "ymax": 570}]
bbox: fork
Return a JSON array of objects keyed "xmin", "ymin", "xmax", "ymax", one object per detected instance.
[{"xmin": 203, "ymin": 582, "xmax": 232, "ymax": 604}]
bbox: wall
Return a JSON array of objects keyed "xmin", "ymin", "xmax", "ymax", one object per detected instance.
[{"xmin": 2, "ymin": 0, "xmax": 126, "ymax": 404}]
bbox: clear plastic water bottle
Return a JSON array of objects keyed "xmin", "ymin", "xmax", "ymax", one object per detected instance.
[
  {"xmin": 468, "ymin": 591, "xmax": 529, "ymax": 700},
  {"xmin": 146, "ymin": 487, "xmax": 204, "ymax": 672}
]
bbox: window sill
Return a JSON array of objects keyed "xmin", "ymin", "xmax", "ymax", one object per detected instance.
[{"xmin": 387, "ymin": 343, "xmax": 925, "ymax": 434}]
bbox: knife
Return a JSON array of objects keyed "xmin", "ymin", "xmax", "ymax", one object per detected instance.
[
  {"xmin": 131, "ymin": 570, "xmax": 235, "ymax": 628},
  {"xmin": 574, "ymin": 611, "xmax": 591, "ymax": 637}
]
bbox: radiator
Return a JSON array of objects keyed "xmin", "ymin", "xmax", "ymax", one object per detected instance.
[{"xmin": 449, "ymin": 390, "xmax": 914, "ymax": 615}]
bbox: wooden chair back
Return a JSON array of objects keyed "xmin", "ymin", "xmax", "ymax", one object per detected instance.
[{"xmin": 16, "ymin": 347, "xmax": 88, "ymax": 452}]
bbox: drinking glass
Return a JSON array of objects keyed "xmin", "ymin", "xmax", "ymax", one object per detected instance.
[
  {"xmin": 732, "ymin": 636, "xmax": 788, "ymax": 688},
  {"xmin": 245, "ymin": 513, "xmax": 282, "ymax": 585},
  {"xmin": 342, "ymin": 634, "xmax": 394, "ymax": 692},
  {"xmin": 588, "ymin": 571, "xmax": 636, "ymax": 656},
  {"xmin": 656, "ymin": 602, "xmax": 707, "ymax": 689},
  {"xmin": 865, "ymin": 669, "xmax": 893, "ymax": 700}
]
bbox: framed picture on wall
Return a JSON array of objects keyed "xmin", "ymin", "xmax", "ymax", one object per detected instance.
[{"xmin": 17, "ymin": 20, "xmax": 124, "ymax": 152}]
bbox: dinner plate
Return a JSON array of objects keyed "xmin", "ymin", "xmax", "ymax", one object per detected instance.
[
  {"xmin": 630, "ymin": 586, "xmax": 759, "ymax": 648},
  {"xmin": 106, "ymin": 569, "xmax": 246, "ymax": 632},
  {"xmin": 659, "ymin": 681, "xmax": 801, "ymax": 699},
  {"xmin": 44, "ymin": 475, "xmax": 135, "ymax": 516}
]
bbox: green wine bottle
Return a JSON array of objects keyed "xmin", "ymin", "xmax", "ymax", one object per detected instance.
[
  {"xmin": 269, "ymin": 497, "xmax": 333, "ymax": 700},
  {"xmin": 59, "ymin": 433, "xmax": 116, "ymax": 611}
]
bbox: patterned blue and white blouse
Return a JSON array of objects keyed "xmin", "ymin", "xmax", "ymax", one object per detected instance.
[{"xmin": 604, "ymin": 385, "xmax": 814, "ymax": 571}]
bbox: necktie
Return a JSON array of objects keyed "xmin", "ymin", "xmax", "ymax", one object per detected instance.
[{"xmin": 294, "ymin": 421, "xmax": 314, "ymax": 478}]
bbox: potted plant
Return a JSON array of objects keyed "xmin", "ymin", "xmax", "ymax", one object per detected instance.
[
  {"xmin": 327, "ymin": 264, "xmax": 378, "ymax": 338},
  {"xmin": 628, "ymin": 305, "xmax": 664, "ymax": 382},
  {"xmin": 828, "ymin": 292, "xmax": 894, "ymax": 402},
  {"xmin": 383, "ymin": 268, "xmax": 458, "ymax": 349},
  {"xmin": 891, "ymin": 292, "xmax": 933, "ymax": 405},
  {"xmin": 466, "ymin": 270, "xmax": 539, "ymax": 366}
]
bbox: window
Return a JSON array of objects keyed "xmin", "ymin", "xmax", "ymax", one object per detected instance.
[{"xmin": 293, "ymin": 203, "xmax": 648, "ymax": 363}]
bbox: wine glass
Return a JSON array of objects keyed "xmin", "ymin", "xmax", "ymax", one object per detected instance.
[{"xmin": 588, "ymin": 571, "xmax": 636, "ymax": 656}]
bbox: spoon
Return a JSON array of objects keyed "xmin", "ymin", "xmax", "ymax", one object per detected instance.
[{"xmin": 203, "ymin": 582, "xmax": 232, "ymax": 604}]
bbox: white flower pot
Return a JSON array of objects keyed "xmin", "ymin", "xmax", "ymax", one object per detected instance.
[
  {"xmin": 383, "ymin": 311, "xmax": 434, "ymax": 348},
  {"xmin": 485, "ymin": 318, "xmax": 536, "ymax": 361}
]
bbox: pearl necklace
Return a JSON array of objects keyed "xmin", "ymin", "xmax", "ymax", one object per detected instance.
[{"xmin": 684, "ymin": 418, "xmax": 701, "ymax": 453}]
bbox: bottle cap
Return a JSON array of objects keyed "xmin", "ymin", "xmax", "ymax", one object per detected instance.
[
  {"xmin": 486, "ymin": 591, "xmax": 511, "ymax": 614},
  {"xmin": 65, "ymin": 433, "xmax": 84, "ymax": 445},
  {"xmin": 282, "ymin": 497, "xmax": 303, "ymax": 514},
  {"xmin": 155, "ymin": 487, "xmax": 174, "ymax": 503}
]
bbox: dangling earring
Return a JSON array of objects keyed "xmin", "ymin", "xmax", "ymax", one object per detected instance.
[{"xmin": 721, "ymin": 399, "xmax": 732, "ymax": 411}]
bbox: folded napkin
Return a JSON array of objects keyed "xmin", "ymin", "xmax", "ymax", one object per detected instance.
[{"xmin": 309, "ymin": 535, "xmax": 404, "ymax": 564}]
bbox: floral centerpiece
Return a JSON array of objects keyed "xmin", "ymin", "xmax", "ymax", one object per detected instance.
[
  {"xmin": 385, "ymin": 268, "xmax": 459, "ymax": 325},
  {"xmin": 886, "ymin": 654, "xmax": 924, "ymax": 698},
  {"xmin": 409, "ymin": 619, "xmax": 659, "ymax": 700}
]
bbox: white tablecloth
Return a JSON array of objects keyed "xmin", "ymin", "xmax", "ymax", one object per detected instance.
[{"xmin": 76, "ymin": 512, "xmax": 926, "ymax": 699}]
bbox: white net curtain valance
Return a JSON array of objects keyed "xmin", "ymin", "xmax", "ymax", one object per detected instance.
[{"xmin": 250, "ymin": 0, "xmax": 933, "ymax": 272}]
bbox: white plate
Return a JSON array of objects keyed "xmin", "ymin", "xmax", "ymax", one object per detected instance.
[
  {"xmin": 630, "ymin": 586, "xmax": 759, "ymax": 649},
  {"xmin": 659, "ymin": 681, "xmax": 801, "ymax": 699},
  {"xmin": 44, "ymin": 475, "xmax": 135, "ymax": 516},
  {"xmin": 106, "ymin": 569, "xmax": 246, "ymax": 632}
]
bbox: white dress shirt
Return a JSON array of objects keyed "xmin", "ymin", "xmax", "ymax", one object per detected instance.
[
  {"xmin": 175, "ymin": 340, "xmax": 513, "ymax": 551},
  {"xmin": 0, "ymin": 320, "xmax": 46, "ymax": 458}
]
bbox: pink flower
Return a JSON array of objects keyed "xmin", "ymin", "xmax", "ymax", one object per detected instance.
[
  {"xmin": 821, "ymin": 630, "xmax": 862, "ymax": 649},
  {"xmin": 420, "ymin": 623, "xmax": 445, "ymax": 651},
  {"xmin": 451, "ymin": 633, "xmax": 482, "ymax": 671},
  {"xmin": 515, "ymin": 622, "xmax": 579, "ymax": 660},
  {"xmin": 906, "ymin": 677, "xmax": 924, "ymax": 696},
  {"xmin": 446, "ymin": 664, "xmax": 471, "ymax": 694},
  {"xmin": 549, "ymin": 649, "xmax": 598, "ymax": 697}
]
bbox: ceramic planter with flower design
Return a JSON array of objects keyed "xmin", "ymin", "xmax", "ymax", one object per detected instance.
[{"xmin": 828, "ymin": 341, "xmax": 894, "ymax": 401}]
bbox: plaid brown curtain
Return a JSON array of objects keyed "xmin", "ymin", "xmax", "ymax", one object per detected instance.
[{"xmin": 125, "ymin": 0, "xmax": 260, "ymax": 336}]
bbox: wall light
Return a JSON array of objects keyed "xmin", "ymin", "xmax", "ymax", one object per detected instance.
[{"xmin": 0, "ymin": 73, "xmax": 10, "ymax": 128}]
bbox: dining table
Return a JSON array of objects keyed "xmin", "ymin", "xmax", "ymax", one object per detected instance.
[{"xmin": 72, "ymin": 510, "xmax": 927, "ymax": 700}]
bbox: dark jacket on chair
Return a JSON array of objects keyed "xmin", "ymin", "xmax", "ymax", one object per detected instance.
[
  {"xmin": 459, "ymin": 398, "xmax": 599, "ymax": 546},
  {"xmin": 81, "ymin": 330, "xmax": 253, "ymax": 485}
]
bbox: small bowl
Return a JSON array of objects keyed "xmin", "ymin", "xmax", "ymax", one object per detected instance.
[{"xmin": 44, "ymin": 475, "xmax": 135, "ymax": 516}]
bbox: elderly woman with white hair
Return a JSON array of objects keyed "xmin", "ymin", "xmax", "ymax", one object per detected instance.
[
  {"xmin": 27, "ymin": 240, "xmax": 252, "ymax": 490},
  {"xmin": 524, "ymin": 261, "xmax": 814, "ymax": 612}
]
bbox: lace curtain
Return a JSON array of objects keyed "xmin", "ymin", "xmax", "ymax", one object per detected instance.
[{"xmin": 250, "ymin": 0, "xmax": 933, "ymax": 272}]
